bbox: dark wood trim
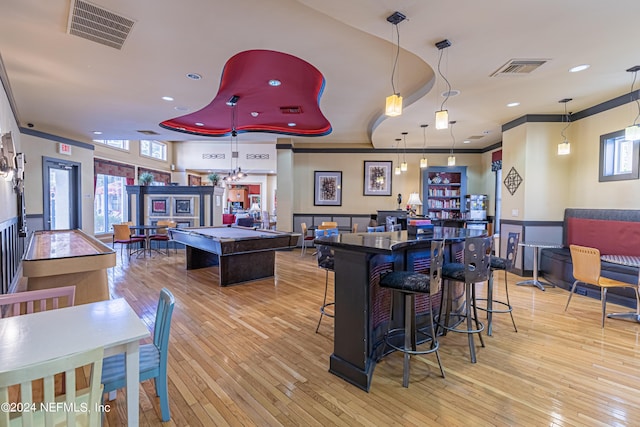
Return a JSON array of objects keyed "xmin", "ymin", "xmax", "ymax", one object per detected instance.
[{"xmin": 500, "ymin": 219, "xmax": 563, "ymax": 227}]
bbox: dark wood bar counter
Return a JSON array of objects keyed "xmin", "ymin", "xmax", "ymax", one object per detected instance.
[{"xmin": 316, "ymin": 227, "xmax": 485, "ymax": 391}]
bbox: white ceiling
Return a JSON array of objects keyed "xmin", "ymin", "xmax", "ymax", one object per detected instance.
[{"xmin": 1, "ymin": 0, "xmax": 639, "ymax": 151}]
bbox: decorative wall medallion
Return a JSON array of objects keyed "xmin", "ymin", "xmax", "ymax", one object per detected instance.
[{"xmin": 503, "ymin": 166, "xmax": 523, "ymax": 195}]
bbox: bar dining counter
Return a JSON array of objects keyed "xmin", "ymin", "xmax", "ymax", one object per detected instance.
[{"xmin": 315, "ymin": 227, "xmax": 485, "ymax": 391}]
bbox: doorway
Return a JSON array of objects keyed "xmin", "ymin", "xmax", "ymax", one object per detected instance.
[{"xmin": 43, "ymin": 157, "xmax": 81, "ymax": 230}]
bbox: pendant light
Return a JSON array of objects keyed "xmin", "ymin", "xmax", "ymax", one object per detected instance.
[
  {"xmin": 400, "ymin": 132, "xmax": 408, "ymax": 172},
  {"xmin": 420, "ymin": 124, "xmax": 428, "ymax": 168},
  {"xmin": 557, "ymin": 98, "xmax": 572, "ymax": 155},
  {"xmin": 385, "ymin": 12, "xmax": 406, "ymax": 117},
  {"xmin": 394, "ymin": 138, "xmax": 402, "ymax": 175},
  {"xmin": 435, "ymin": 39, "xmax": 452, "ymax": 129},
  {"xmin": 448, "ymin": 121, "xmax": 456, "ymax": 166},
  {"xmin": 625, "ymin": 66, "xmax": 640, "ymax": 141}
]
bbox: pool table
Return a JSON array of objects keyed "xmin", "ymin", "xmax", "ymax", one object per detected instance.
[{"xmin": 169, "ymin": 226, "xmax": 299, "ymax": 286}]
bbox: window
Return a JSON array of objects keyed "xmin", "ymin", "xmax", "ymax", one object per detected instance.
[
  {"xmin": 93, "ymin": 139, "xmax": 130, "ymax": 150},
  {"xmin": 599, "ymin": 130, "xmax": 639, "ymax": 182},
  {"xmin": 140, "ymin": 140, "xmax": 167, "ymax": 161},
  {"xmin": 94, "ymin": 174, "xmax": 128, "ymax": 234}
]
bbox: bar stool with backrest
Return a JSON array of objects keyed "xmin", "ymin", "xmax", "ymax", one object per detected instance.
[
  {"xmin": 300, "ymin": 222, "xmax": 315, "ymax": 256},
  {"xmin": 565, "ymin": 244, "xmax": 640, "ymax": 327},
  {"xmin": 379, "ymin": 239, "xmax": 446, "ymax": 387},
  {"xmin": 315, "ymin": 239, "xmax": 336, "ymax": 333},
  {"xmin": 475, "ymin": 232, "xmax": 519, "ymax": 336},
  {"xmin": 438, "ymin": 236, "xmax": 492, "ymax": 363}
]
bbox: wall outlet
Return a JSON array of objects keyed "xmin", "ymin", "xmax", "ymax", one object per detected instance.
[{"xmin": 511, "ymin": 209, "xmax": 519, "ymax": 217}]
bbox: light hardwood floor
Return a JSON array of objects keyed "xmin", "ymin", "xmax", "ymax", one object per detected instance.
[{"xmin": 103, "ymin": 248, "xmax": 640, "ymax": 426}]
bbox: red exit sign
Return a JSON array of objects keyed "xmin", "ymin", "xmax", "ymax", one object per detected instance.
[{"xmin": 57, "ymin": 143, "xmax": 72, "ymax": 155}]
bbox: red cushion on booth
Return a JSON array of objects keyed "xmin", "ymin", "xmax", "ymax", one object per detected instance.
[
  {"xmin": 223, "ymin": 214, "xmax": 236, "ymax": 225},
  {"xmin": 566, "ymin": 217, "xmax": 640, "ymax": 256}
]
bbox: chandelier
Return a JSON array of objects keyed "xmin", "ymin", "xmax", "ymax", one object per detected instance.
[{"xmin": 222, "ymin": 98, "xmax": 246, "ymax": 182}]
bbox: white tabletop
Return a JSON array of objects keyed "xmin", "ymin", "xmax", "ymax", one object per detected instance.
[{"xmin": 0, "ymin": 298, "xmax": 149, "ymax": 373}]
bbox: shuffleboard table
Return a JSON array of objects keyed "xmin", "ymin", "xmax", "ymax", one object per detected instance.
[
  {"xmin": 169, "ymin": 226, "xmax": 299, "ymax": 286},
  {"xmin": 22, "ymin": 229, "xmax": 116, "ymax": 304}
]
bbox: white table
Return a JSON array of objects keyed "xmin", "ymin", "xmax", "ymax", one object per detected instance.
[
  {"xmin": 602, "ymin": 254, "xmax": 640, "ymax": 322},
  {"xmin": 0, "ymin": 298, "xmax": 149, "ymax": 426},
  {"xmin": 517, "ymin": 241, "xmax": 562, "ymax": 291}
]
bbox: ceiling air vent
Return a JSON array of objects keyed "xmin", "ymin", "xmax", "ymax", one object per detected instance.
[
  {"xmin": 137, "ymin": 130, "xmax": 159, "ymax": 135},
  {"xmin": 280, "ymin": 106, "xmax": 303, "ymax": 114},
  {"xmin": 490, "ymin": 59, "xmax": 548, "ymax": 77},
  {"xmin": 67, "ymin": 0, "xmax": 135, "ymax": 50}
]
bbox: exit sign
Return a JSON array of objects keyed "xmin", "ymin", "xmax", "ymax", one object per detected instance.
[{"xmin": 58, "ymin": 143, "xmax": 72, "ymax": 155}]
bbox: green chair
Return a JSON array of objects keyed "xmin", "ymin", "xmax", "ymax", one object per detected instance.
[{"xmin": 101, "ymin": 288, "xmax": 175, "ymax": 421}]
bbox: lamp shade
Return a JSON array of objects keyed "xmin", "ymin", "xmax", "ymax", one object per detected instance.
[
  {"xmin": 407, "ymin": 192, "xmax": 422, "ymax": 206},
  {"xmin": 557, "ymin": 141, "xmax": 571, "ymax": 155},
  {"xmin": 394, "ymin": 165, "xmax": 401, "ymax": 175},
  {"xmin": 435, "ymin": 110, "xmax": 449, "ymax": 129},
  {"xmin": 447, "ymin": 155, "xmax": 456, "ymax": 166},
  {"xmin": 250, "ymin": 203, "xmax": 260, "ymax": 211},
  {"xmin": 400, "ymin": 161, "xmax": 408, "ymax": 172},
  {"xmin": 385, "ymin": 94, "xmax": 403, "ymax": 117},
  {"xmin": 625, "ymin": 124, "xmax": 640, "ymax": 141},
  {"xmin": 420, "ymin": 157, "xmax": 428, "ymax": 168}
]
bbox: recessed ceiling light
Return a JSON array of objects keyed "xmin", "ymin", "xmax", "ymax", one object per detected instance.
[
  {"xmin": 250, "ymin": 112, "xmax": 259, "ymax": 117},
  {"xmin": 268, "ymin": 79, "xmax": 281, "ymax": 87},
  {"xmin": 195, "ymin": 122, "xmax": 204, "ymax": 126},
  {"xmin": 174, "ymin": 106, "xmax": 189, "ymax": 111},
  {"xmin": 93, "ymin": 131, "xmax": 102, "ymax": 135},
  {"xmin": 287, "ymin": 122, "xmax": 296, "ymax": 127},
  {"xmin": 507, "ymin": 102, "xmax": 520, "ymax": 107},
  {"xmin": 463, "ymin": 140, "xmax": 471, "ymax": 144},
  {"xmin": 186, "ymin": 72, "xmax": 202, "ymax": 80},
  {"xmin": 569, "ymin": 64, "xmax": 590, "ymax": 73},
  {"xmin": 162, "ymin": 96, "xmax": 174, "ymax": 101}
]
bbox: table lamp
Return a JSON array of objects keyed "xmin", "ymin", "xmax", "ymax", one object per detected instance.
[{"xmin": 407, "ymin": 192, "xmax": 423, "ymax": 216}]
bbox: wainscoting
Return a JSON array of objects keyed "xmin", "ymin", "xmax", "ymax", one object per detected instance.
[{"xmin": 0, "ymin": 216, "xmax": 24, "ymax": 294}]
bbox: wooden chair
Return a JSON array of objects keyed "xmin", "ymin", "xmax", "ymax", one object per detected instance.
[
  {"xmin": 321, "ymin": 221, "xmax": 338, "ymax": 229},
  {"xmin": 352, "ymin": 223, "xmax": 358, "ymax": 233},
  {"xmin": 0, "ymin": 347, "xmax": 104, "ymax": 427},
  {"xmin": 101, "ymin": 288, "xmax": 175, "ymax": 422},
  {"xmin": 150, "ymin": 220, "xmax": 176, "ymax": 255},
  {"xmin": 300, "ymin": 223, "xmax": 315, "ymax": 256},
  {"xmin": 0, "ymin": 286, "xmax": 76, "ymax": 318},
  {"xmin": 565, "ymin": 245, "xmax": 640, "ymax": 327},
  {"xmin": 112, "ymin": 223, "xmax": 145, "ymax": 258}
]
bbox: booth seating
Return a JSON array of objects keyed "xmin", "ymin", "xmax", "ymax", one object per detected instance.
[
  {"xmin": 223, "ymin": 214, "xmax": 236, "ymax": 225},
  {"xmin": 540, "ymin": 209, "xmax": 640, "ymax": 307}
]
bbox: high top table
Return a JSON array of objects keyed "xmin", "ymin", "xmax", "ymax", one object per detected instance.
[
  {"xmin": 0, "ymin": 298, "xmax": 149, "ymax": 426},
  {"xmin": 601, "ymin": 254, "xmax": 640, "ymax": 322},
  {"xmin": 516, "ymin": 241, "xmax": 562, "ymax": 291},
  {"xmin": 316, "ymin": 227, "xmax": 485, "ymax": 391}
]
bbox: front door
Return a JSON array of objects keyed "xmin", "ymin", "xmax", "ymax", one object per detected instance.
[{"xmin": 43, "ymin": 157, "xmax": 81, "ymax": 230}]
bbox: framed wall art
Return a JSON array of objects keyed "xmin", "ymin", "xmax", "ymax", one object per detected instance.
[
  {"xmin": 150, "ymin": 198, "xmax": 168, "ymax": 215},
  {"xmin": 314, "ymin": 171, "xmax": 342, "ymax": 206},
  {"xmin": 363, "ymin": 161, "xmax": 392, "ymax": 196},
  {"xmin": 174, "ymin": 198, "xmax": 193, "ymax": 215}
]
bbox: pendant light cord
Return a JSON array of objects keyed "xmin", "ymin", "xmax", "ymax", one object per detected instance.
[
  {"xmin": 631, "ymin": 70, "xmax": 640, "ymax": 126},
  {"xmin": 449, "ymin": 122, "xmax": 455, "ymax": 155},
  {"xmin": 391, "ymin": 23, "xmax": 400, "ymax": 95},
  {"xmin": 560, "ymin": 102, "xmax": 571, "ymax": 141},
  {"xmin": 437, "ymin": 47, "xmax": 452, "ymax": 111}
]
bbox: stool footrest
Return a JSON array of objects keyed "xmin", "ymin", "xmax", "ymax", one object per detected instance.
[
  {"xmin": 384, "ymin": 328, "xmax": 439, "ymax": 356},
  {"xmin": 474, "ymin": 298, "xmax": 513, "ymax": 314}
]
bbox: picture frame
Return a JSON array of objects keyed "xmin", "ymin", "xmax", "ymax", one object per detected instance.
[
  {"xmin": 314, "ymin": 171, "xmax": 342, "ymax": 206},
  {"xmin": 174, "ymin": 198, "xmax": 193, "ymax": 215},
  {"xmin": 363, "ymin": 161, "xmax": 392, "ymax": 196},
  {"xmin": 150, "ymin": 198, "xmax": 168, "ymax": 215}
]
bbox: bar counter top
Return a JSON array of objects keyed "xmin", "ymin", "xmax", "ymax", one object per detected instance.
[{"xmin": 315, "ymin": 226, "xmax": 486, "ymax": 254}]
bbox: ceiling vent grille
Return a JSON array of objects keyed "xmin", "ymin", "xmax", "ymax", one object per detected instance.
[
  {"xmin": 67, "ymin": 0, "xmax": 135, "ymax": 50},
  {"xmin": 490, "ymin": 59, "xmax": 548, "ymax": 77},
  {"xmin": 137, "ymin": 130, "xmax": 159, "ymax": 135},
  {"xmin": 280, "ymin": 106, "xmax": 303, "ymax": 114}
]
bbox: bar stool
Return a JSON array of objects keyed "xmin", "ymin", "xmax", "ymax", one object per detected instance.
[
  {"xmin": 315, "ymin": 228, "xmax": 338, "ymax": 333},
  {"xmin": 438, "ymin": 236, "xmax": 492, "ymax": 363},
  {"xmin": 379, "ymin": 240, "xmax": 446, "ymax": 387},
  {"xmin": 475, "ymin": 232, "xmax": 519, "ymax": 336}
]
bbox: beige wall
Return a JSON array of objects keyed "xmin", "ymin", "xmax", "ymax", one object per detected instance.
[
  {"xmin": 289, "ymin": 150, "xmax": 494, "ymax": 215},
  {"xmin": 0, "ymin": 82, "xmax": 20, "ymax": 223},
  {"xmin": 22, "ymin": 134, "xmax": 95, "ymax": 233}
]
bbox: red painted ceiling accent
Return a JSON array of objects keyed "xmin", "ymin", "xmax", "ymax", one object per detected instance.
[{"xmin": 160, "ymin": 49, "xmax": 331, "ymax": 137}]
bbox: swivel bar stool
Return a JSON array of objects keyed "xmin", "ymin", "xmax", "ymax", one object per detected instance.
[
  {"xmin": 315, "ymin": 228, "xmax": 338, "ymax": 333},
  {"xmin": 438, "ymin": 236, "xmax": 492, "ymax": 363},
  {"xmin": 475, "ymin": 232, "xmax": 519, "ymax": 336},
  {"xmin": 379, "ymin": 240, "xmax": 446, "ymax": 387}
]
